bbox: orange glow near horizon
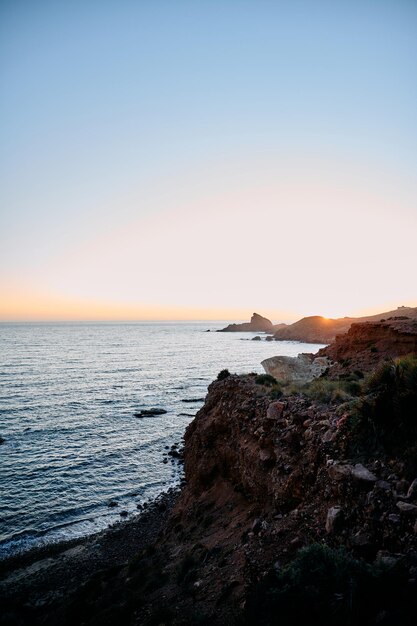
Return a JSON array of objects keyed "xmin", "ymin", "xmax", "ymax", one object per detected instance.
[
  {"xmin": 0, "ymin": 289, "xmax": 297, "ymax": 323},
  {"xmin": 1, "ymin": 289, "xmax": 416, "ymax": 323}
]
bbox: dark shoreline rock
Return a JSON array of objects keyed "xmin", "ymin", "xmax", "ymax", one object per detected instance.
[{"xmin": 134, "ymin": 408, "xmax": 167, "ymax": 417}]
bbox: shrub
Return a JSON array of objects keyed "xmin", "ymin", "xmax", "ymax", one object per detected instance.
[
  {"xmin": 217, "ymin": 368, "xmax": 231, "ymax": 381},
  {"xmin": 269, "ymin": 386, "xmax": 283, "ymax": 400},
  {"xmin": 245, "ymin": 544, "xmax": 410, "ymax": 626},
  {"xmin": 364, "ymin": 355, "xmax": 417, "ymax": 436},
  {"xmin": 365, "ymin": 360, "xmax": 393, "ymax": 389},
  {"xmin": 255, "ymin": 374, "xmax": 278, "ymax": 386},
  {"xmin": 305, "ymin": 378, "xmax": 362, "ymax": 404},
  {"xmin": 341, "ymin": 355, "xmax": 417, "ymax": 457}
]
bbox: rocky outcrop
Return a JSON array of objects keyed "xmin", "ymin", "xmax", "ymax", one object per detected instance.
[
  {"xmin": 318, "ymin": 317, "xmax": 417, "ymax": 376},
  {"xmin": 273, "ymin": 306, "xmax": 417, "ymax": 344},
  {"xmin": 218, "ymin": 306, "xmax": 417, "ymax": 341},
  {"xmin": 219, "ymin": 312, "xmax": 276, "ymax": 332},
  {"xmin": 261, "ymin": 353, "xmax": 331, "ymax": 383}
]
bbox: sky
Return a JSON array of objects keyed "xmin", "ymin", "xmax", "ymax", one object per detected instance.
[{"xmin": 1, "ymin": 0, "xmax": 416, "ymax": 322}]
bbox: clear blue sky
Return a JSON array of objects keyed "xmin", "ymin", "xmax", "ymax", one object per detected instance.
[{"xmin": 1, "ymin": 1, "xmax": 416, "ymax": 319}]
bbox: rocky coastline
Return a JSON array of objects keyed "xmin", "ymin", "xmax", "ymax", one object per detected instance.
[
  {"xmin": 220, "ymin": 306, "xmax": 417, "ymax": 344},
  {"xmin": 2, "ymin": 317, "xmax": 417, "ymax": 625}
]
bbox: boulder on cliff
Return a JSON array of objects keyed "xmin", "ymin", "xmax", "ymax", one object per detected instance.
[{"xmin": 261, "ymin": 354, "xmax": 331, "ymax": 383}]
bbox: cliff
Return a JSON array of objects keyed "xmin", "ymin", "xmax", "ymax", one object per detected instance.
[
  {"xmin": 319, "ymin": 317, "xmax": 417, "ymax": 377},
  {"xmin": 3, "ymin": 322, "xmax": 417, "ymax": 625}
]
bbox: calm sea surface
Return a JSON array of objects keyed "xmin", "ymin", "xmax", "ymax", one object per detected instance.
[{"xmin": 0, "ymin": 322, "xmax": 324, "ymax": 559}]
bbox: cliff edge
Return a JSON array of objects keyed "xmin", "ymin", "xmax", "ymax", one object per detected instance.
[{"xmin": 2, "ymin": 321, "xmax": 417, "ymax": 625}]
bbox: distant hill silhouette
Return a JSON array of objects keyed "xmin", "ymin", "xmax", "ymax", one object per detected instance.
[{"xmin": 220, "ymin": 306, "xmax": 417, "ymax": 343}]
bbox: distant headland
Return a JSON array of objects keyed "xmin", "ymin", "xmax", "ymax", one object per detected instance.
[{"xmin": 219, "ymin": 306, "xmax": 417, "ymax": 344}]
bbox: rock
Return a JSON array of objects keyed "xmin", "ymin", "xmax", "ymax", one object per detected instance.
[
  {"xmin": 252, "ymin": 336, "xmax": 262, "ymax": 341},
  {"xmin": 407, "ymin": 478, "xmax": 417, "ymax": 500},
  {"xmin": 168, "ymin": 449, "xmax": 182, "ymax": 459},
  {"xmin": 328, "ymin": 463, "xmax": 353, "ymax": 481},
  {"xmin": 396, "ymin": 501, "xmax": 417, "ymax": 516},
  {"xmin": 266, "ymin": 401, "xmax": 285, "ymax": 420},
  {"xmin": 387, "ymin": 514, "xmax": 401, "ymax": 524},
  {"xmin": 0, "ymin": 436, "xmax": 5, "ymax": 445},
  {"xmin": 259, "ymin": 448, "xmax": 275, "ymax": 465},
  {"xmin": 120, "ymin": 510, "xmax": 128, "ymax": 517},
  {"xmin": 351, "ymin": 463, "xmax": 377, "ymax": 483},
  {"xmin": 252, "ymin": 518, "xmax": 262, "ymax": 534},
  {"xmin": 290, "ymin": 536, "xmax": 303, "ymax": 548},
  {"xmin": 182, "ymin": 398, "xmax": 205, "ymax": 403},
  {"xmin": 322, "ymin": 429, "xmax": 336, "ymax": 443},
  {"xmin": 134, "ymin": 408, "xmax": 167, "ymax": 417},
  {"xmin": 396, "ymin": 479, "xmax": 409, "ymax": 495},
  {"xmin": 219, "ymin": 313, "xmax": 274, "ymax": 333},
  {"xmin": 326, "ymin": 506, "xmax": 343, "ymax": 533},
  {"xmin": 261, "ymin": 354, "xmax": 331, "ymax": 384},
  {"xmin": 376, "ymin": 551, "xmax": 402, "ymax": 568},
  {"xmin": 351, "ymin": 532, "xmax": 374, "ymax": 557},
  {"xmin": 376, "ymin": 480, "xmax": 392, "ymax": 492},
  {"xmin": 108, "ymin": 500, "xmax": 118, "ymax": 508}
]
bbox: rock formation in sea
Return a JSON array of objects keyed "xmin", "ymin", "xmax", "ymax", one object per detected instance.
[
  {"xmin": 2, "ymin": 318, "xmax": 417, "ymax": 625},
  {"xmin": 218, "ymin": 312, "xmax": 283, "ymax": 333}
]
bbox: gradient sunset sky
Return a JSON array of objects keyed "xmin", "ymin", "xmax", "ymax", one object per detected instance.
[{"xmin": 1, "ymin": 0, "xmax": 416, "ymax": 321}]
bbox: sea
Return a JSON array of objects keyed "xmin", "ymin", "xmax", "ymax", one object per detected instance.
[{"xmin": 0, "ymin": 322, "xmax": 325, "ymax": 560}]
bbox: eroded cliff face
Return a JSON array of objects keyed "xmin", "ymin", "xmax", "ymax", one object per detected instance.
[
  {"xmin": 182, "ymin": 375, "xmax": 322, "ymax": 509},
  {"xmin": 319, "ymin": 317, "xmax": 417, "ymax": 376},
  {"xmin": 150, "ymin": 370, "xmax": 417, "ymax": 624}
]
